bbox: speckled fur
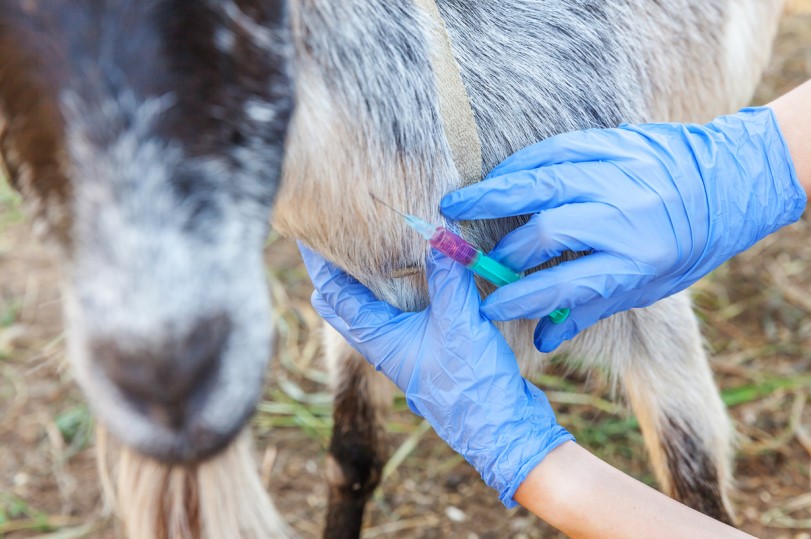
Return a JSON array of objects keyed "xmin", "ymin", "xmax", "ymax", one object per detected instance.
[
  {"xmin": 1, "ymin": 1, "xmax": 296, "ymax": 538},
  {"xmin": 275, "ymin": 0, "xmax": 784, "ymax": 532}
]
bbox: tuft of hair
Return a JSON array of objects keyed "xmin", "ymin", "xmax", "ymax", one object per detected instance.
[{"xmin": 97, "ymin": 426, "xmax": 295, "ymax": 539}]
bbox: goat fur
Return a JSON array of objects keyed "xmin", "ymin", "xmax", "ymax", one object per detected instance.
[{"xmin": 0, "ymin": 0, "xmax": 787, "ymax": 537}]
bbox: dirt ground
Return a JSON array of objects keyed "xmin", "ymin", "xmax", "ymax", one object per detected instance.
[{"xmin": 2, "ymin": 4, "xmax": 811, "ymax": 538}]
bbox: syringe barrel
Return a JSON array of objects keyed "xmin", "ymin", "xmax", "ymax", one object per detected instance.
[
  {"xmin": 428, "ymin": 227, "xmax": 479, "ymax": 266},
  {"xmin": 429, "ymin": 227, "xmax": 521, "ymax": 287}
]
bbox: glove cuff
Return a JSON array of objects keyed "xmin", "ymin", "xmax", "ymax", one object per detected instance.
[
  {"xmin": 461, "ymin": 380, "xmax": 575, "ymax": 509},
  {"xmin": 741, "ymin": 106, "xmax": 807, "ymax": 225},
  {"xmin": 497, "ymin": 424, "xmax": 575, "ymax": 509},
  {"xmin": 757, "ymin": 106, "xmax": 808, "ymax": 225},
  {"xmin": 709, "ymin": 107, "xmax": 807, "ymax": 256}
]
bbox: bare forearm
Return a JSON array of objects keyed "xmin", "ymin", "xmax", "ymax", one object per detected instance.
[
  {"xmin": 514, "ymin": 442, "xmax": 754, "ymax": 539},
  {"xmin": 769, "ymin": 79, "xmax": 811, "ymax": 195}
]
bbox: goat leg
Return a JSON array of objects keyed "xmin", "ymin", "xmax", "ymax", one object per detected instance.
[
  {"xmin": 322, "ymin": 325, "xmax": 391, "ymax": 539},
  {"xmin": 562, "ymin": 291, "xmax": 734, "ymax": 523}
]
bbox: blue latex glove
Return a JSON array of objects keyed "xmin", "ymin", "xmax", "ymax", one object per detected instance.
[
  {"xmin": 441, "ymin": 107, "xmax": 806, "ymax": 352},
  {"xmin": 299, "ymin": 244, "xmax": 574, "ymax": 508}
]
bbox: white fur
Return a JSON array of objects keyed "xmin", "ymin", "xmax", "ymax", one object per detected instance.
[
  {"xmin": 245, "ymin": 98, "xmax": 281, "ymax": 124},
  {"xmin": 60, "ymin": 89, "xmax": 274, "ymax": 458},
  {"xmin": 722, "ymin": 0, "xmax": 785, "ymax": 111}
]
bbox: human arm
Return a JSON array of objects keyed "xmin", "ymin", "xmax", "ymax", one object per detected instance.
[
  {"xmin": 440, "ymin": 80, "xmax": 811, "ymax": 352},
  {"xmin": 770, "ymin": 80, "xmax": 811, "ymax": 192},
  {"xmin": 516, "ymin": 442, "xmax": 754, "ymax": 539}
]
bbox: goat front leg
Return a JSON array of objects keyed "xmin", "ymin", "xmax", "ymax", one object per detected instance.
[
  {"xmin": 562, "ymin": 291, "xmax": 734, "ymax": 523},
  {"xmin": 622, "ymin": 296, "xmax": 734, "ymax": 523},
  {"xmin": 322, "ymin": 325, "xmax": 391, "ymax": 539}
]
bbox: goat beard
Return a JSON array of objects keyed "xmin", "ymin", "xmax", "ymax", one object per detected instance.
[{"xmin": 96, "ymin": 426, "xmax": 294, "ymax": 539}]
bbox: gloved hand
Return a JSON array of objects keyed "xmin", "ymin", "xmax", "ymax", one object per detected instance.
[
  {"xmin": 299, "ymin": 244, "xmax": 574, "ymax": 508},
  {"xmin": 441, "ymin": 106, "xmax": 806, "ymax": 353}
]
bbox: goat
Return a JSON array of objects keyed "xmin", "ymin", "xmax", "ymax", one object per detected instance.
[{"xmin": 0, "ymin": 0, "xmax": 786, "ymax": 538}]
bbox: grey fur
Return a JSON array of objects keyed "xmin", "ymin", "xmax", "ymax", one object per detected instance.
[{"xmin": 275, "ymin": 0, "xmax": 784, "ymax": 527}]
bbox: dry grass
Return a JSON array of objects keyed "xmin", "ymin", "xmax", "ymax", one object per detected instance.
[{"xmin": 1, "ymin": 4, "xmax": 811, "ymax": 538}]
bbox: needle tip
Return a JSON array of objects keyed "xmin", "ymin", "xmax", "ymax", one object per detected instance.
[{"xmin": 369, "ymin": 192, "xmax": 407, "ymax": 217}]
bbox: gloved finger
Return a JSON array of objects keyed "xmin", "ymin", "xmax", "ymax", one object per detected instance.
[
  {"xmin": 485, "ymin": 127, "xmax": 634, "ymax": 178},
  {"xmin": 489, "ymin": 200, "xmax": 633, "ymax": 271},
  {"xmin": 480, "ymin": 253, "xmax": 647, "ymax": 321},
  {"xmin": 299, "ymin": 242, "xmax": 402, "ymax": 326},
  {"xmin": 440, "ymin": 167, "xmax": 568, "ymax": 220},
  {"xmin": 440, "ymin": 160, "xmax": 613, "ymax": 220},
  {"xmin": 532, "ymin": 301, "xmax": 606, "ymax": 353},
  {"xmin": 488, "ymin": 210, "xmax": 595, "ymax": 271},
  {"xmin": 425, "ymin": 250, "xmax": 480, "ymax": 317}
]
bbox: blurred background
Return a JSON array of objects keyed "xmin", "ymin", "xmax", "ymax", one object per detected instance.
[{"xmin": 1, "ymin": 2, "xmax": 810, "ymax": 537}]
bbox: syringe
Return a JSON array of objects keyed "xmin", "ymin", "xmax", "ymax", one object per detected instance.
[{"xmin": 372, "ymin": 196, "xmax": 570, "ymax": 324}]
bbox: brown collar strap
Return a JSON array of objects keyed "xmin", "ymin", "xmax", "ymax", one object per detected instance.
[{"xmin": 414, "ymin": 0, "xmax": 483, "ymax": 184}]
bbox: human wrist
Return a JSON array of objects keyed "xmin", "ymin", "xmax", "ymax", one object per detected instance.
[
  {"xmin": 768, "ymin": 79, "xmax": 811, "ymax": 196},
  {"xmin": 729, "ymin": 107, "xmax": 806, "ymax": 233},
  {"xmin": 514, "ymin": 441, "xmax": 588, "ymax": 527},
  {"xmin": 690, "ymin": 107, "xmax": 807, "ymax": 275}
]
